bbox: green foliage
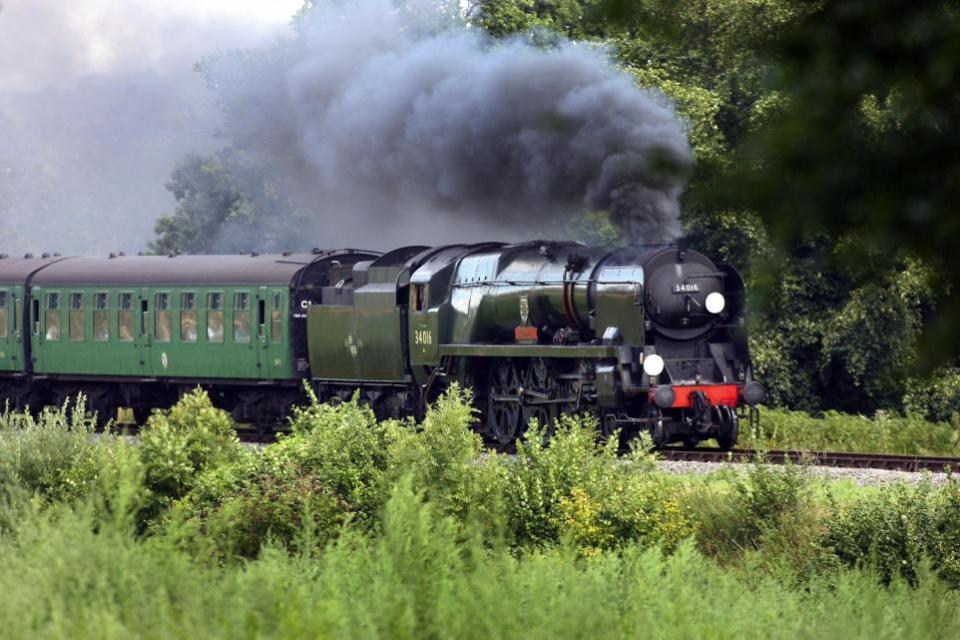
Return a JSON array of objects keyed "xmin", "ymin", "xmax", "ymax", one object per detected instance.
[
  {"xmin": 385, "ymin": 385, "xmax": 506, "ymax": 530},
  {"xmin": 1, "ymin": 394, "xmax": 960, "ymax": 636},
  {"xmin": 138, "ymin": 388, "xmax": 242, "ymax": 513},
  {"xmin": 506, "ymin": 417, "xmax": 682, "ymax": 551},
  {"xmin": 685, "ymin": 461, "xmax": 813, "ymax": 556},
  {"xmin": 176, "ymin": 454, "xmax": 349, "ymax": 559},
  {"xmin": 904, "ymin": 367, "xmax": 960, "ymax": 423},
  {"xmin": 0, "ymin": 397, "xmax": 103, "ymax": 503},
  {"xmin": 739, "ymin": 407, "xmax": 960, "ymax": 456},
  {"xmin": 173, "ymin": 387, "xmax": 401, "ymax": 557},
  {"xmin": 825, "ymin": 480, "xmax": 960, "ymax": 587},
  {"xmin": 731, "ymin": 0, "xmax": 960, "ymax": 362},
  {"xmin": 0, "ymin": 480, "xmax": 959, "ymax": 638},
  {"xmin": 151, "ymin": 151, "xmax": 310, "ymax": 255}
]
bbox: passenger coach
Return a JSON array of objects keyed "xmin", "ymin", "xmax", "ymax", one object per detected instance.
[{"xmin": 0, "ymin": 250, "xmax": 377, "ymax": 425}]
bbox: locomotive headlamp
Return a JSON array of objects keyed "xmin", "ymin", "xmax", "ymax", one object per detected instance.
[
  {"xmin": 705, "ymin": 292, "xmax": 726, "ymax": 314},
  {"xmin": 643, "ymin": 353, "xmax": 665, "ymax": 377}
]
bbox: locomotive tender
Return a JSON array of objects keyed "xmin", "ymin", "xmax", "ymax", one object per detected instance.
[{"xmin": 0, "ymin": 242, "xmax": 763, "ymax": 448}]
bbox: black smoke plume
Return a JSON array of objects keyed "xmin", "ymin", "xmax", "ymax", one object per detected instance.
[{"xmin": 207, "ymin": 0, "xmax": 693, "ymax": 246}]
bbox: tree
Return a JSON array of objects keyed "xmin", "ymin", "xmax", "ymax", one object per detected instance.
[{"xmin": 730, "ymin": 0, "xmax": 960, "ymax": 363}]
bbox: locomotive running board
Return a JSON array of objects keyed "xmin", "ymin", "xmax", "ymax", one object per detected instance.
[{"xmin": 439, "ymin": 344, "xmax": 620, "ymax": 359}]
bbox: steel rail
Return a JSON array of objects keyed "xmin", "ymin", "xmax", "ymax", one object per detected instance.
[{"xmin": 658, "ymin": 448, "xmax": 960, "ymax": 473}]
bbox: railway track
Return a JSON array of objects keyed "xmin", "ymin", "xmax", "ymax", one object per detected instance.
[
  {"xmin": 658, "ymin": 448, "xmax": 960, "ymax": 473},
  {"xmin": 168, "ymin": 428, "xmax": 960, "ymax": 473}
]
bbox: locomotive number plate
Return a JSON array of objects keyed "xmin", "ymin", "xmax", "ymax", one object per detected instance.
[{"xmin": 414, "ymin": 329, "xmax": 433, "ymax": 346}]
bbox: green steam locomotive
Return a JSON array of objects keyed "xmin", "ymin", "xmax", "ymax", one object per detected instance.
[{"xmin": 0, "ymin": 242, "xmax": 763, "ymax": 447}]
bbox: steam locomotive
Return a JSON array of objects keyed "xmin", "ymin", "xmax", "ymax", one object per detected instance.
[{"xmin": 0, "ymin": 241, "xmax": 763, "ymax": 448}]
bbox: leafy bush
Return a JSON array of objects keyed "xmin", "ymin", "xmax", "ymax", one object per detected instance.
[
  {"xmin": 385, "ymin": 384, "xmax": 506, "ymax": 531},
  {"xmin": 505, "ymin": 417, "xmax": 687, "ymax": 551},
  {"xmin": 138, "ymin": 388, "xmax": 242, "ymax": 517},
  {"xmin": 904, "ymin": 367, "xmax": 960, "ymax": 423},
  {"xmin": 0, "ymin": 396, "xmax": 103, "ymax": 503},
  {"xmin": 682, "ymin": 460, "xmax": 833, "ymax": 578},
  {"xmin": 173, "ymin": 387, "xmax": 400, "ymax": 557},
  {"xmin": 825, "ymin": 479, "xmax": 960, "ymax": 586}
]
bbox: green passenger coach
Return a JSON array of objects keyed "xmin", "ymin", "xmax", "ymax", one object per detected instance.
[{"xmin": 0, "ymin": 250, "xmax": 378, "ymax": 425}]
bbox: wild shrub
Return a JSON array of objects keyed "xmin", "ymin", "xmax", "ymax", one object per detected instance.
[
  {"xmin": 505, "ymin": 416, "xmax": 686, "ymax": 551},
  {"xmin": 278, "ymin": 386, "xmax": 398, "ymax": 523},
  {"xmin": 684, "ymin": 460, "xmax": 822, "ymax": 570},
  {"xmin": 138, "ymin": 388, "xmax": 242, "ymax": 517},
  {"xmin": 824, "ymin": 478, "xmax": 960, "ymax": 586},
  {"xmin": 0, "ymin": 484, "xmax": 959, "ymax": 639},
  {"xmin": 386, "ymin": 384, "xmax": 506, "ymax": 531},
  {"xmin": 506, "ymin": 415, "xmax": 619, "ymax": 546},
  {"xmin": 173, "ymin": 387, "xmax": 400, "ymax": 557},
  {"xmin": 0, "ymin": 396, "xmax": 103, "ymax": 503}
]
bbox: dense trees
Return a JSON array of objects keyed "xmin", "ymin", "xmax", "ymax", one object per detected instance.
[{"xmin": 153, "ymin": 0, "xmax": 960, "ymax": 419}]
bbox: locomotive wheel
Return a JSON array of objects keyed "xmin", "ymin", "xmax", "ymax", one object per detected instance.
[
  {"xmin": 648, "ymin": 406, "xmax": 668, "ymax": 447},
  {"xmin": 487, "ymin": 360, "xmax": 523, "ymax": 443},
  {"xmin": 715, "ymin": 406, "xmax": 739, "ymax": 451},
  {"xmin": 521, "ymin": 358, "xmax": 558, "ymax": 430}
]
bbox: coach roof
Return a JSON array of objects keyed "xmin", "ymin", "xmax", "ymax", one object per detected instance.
[
  {"xmin": 29, "ymin": 254, "xmax": 327, "ymax": 287},
  {"xmin": 0, "ymin": 256, "xmax": 72, "ymax": 285}
]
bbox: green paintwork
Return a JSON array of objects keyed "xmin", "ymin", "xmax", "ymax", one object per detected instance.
[
  {"xmin": 307, "ymin": 305, "xmax": 409, "ymax": 382},
  {"xmin": 594, "ymin": 267, "xmax": 645, "ymax": 345},
  {"xmin": 0, "ymin": 285, "xmax": 24, "ymax": 372},
  {"xmin": 29, "ymin": 284, "xmax": 292, "ymax": 380}
]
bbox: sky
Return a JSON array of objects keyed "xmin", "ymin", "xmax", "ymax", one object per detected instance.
[
  {"xmin": 0, "ymin": 0, "xmax": 303, "ymax": 91},
  {"xmin": 0, "ymin": 0, "xmax": 304, "ymax": 255}
]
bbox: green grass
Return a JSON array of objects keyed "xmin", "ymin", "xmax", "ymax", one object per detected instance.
[
  {"xmin": 739, "ymin": 406, "xmax": 960, "ymax": 456},
  {"xmin": 0, "ymin": 486, "xmax": 957, "ymax": 640},
  {"xmin": 0, "ymin": 389, "xmax": 958, "ymax": 638}
]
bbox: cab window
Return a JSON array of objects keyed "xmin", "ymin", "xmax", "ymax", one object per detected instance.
[
  {"xmin": 271, "ymin": 292, "xmax": 283, "ymax": 344},
  {"xmin": 0, "ymin": 291, "xmax": 7, "ymax": 339},
  {"xmin": 69, "ymin": 293, "xmax": 84, "ymax": 342},
  {"xmin": 233, "ymin": 292, "xmax": 251, "ymax": 344},
  {"xmin": 155, "ymin": 293, "xmax": 171, "ymax": 343},
  {"xmin": 180, "ymin": 293, "xmax": 197, "ymax": 343},
  {"xmin": 118, "ymin": 293, "xmax": 134, "ymax": 342},
  {"xmin": 207, "ymin": 293, "xmax": 224, "ymax": 344},
  {"xmin": 45, "ymin": 293, "xmax": 61, "ymax": 342},
  {"xmin": 94, "ymin": 293, "xmax": 110, "ymax": 342}
]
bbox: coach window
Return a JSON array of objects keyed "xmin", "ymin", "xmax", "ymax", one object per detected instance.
[
  {"xmin": 0, "ymin": 291, "xmax": 7, "ymax": 339},
  {"xmin": 234, "ymin": 292, "xmax": 251, "ymax": 344},
  {"xmin": 181, "ymin": 293, "xmax": 197, "ymax": 343},
  {"xmin": 118, "ymin": 293, "xmax": 134, "ymax": 342},
  {"xmin": 94, "ymin": 293, "xmax": 110, "ymax": 341},
  {"xmin": 271, "ymin": 292, "xmax": 283, "ymax": 344},
  {"xmin": 155, "ymin": 293, "xmax": 171, "ymax": 343},
  {"xmin": 207, "ymin": 293, "xmax": 224, "ymax": 344},
  {"xmin": 69, "ymin": 293, "xmax": 85, "ymax": 342},
  {"xmin": 12, "ymin": 294, "xmax": 20, "ymax": 336},
  {"xmin": 45, "ymin": 292, "xmax": 61, "ymax": 342}
]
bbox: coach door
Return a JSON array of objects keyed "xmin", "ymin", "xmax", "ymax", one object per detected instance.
[
  {"xmin": 136, "ymin": 288, "xmax": 153, "ymax": 377},
  {"xmin": 0, "ymin": 286, "xmax": 22, "ymax": 372},
  {"xmin": 256, "ymin": 287, "xmax": 287, "ymax": 379}
]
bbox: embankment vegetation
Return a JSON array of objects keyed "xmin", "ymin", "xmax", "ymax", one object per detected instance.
[{"xmin": 0, "ymin": 389, "xmax": 958, "ymax": 638}]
